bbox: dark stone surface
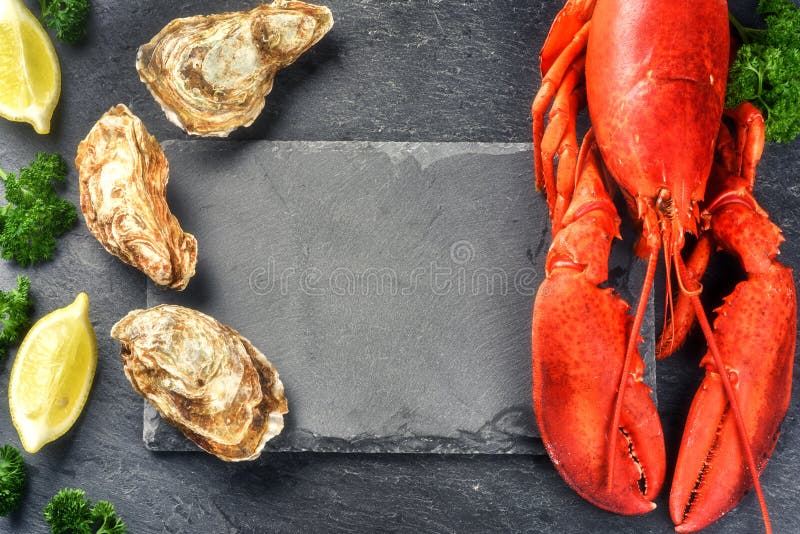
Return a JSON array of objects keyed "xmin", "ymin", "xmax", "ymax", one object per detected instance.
[
  {"xmin": 2, "ymin": 0, "xmax": 549, "ymax": 150},
  {"xmin": 0, "ymin": 0, "xmax": 796, "ymax": 533}
]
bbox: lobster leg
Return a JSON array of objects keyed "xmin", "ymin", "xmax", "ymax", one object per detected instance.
[
  {"xmin": 655, "ymin": 234, "xmax": 713, "ymax": 360},
  {"xmin": 550, "ymin": 86, "xmax": 584, "ymax": 235},
  {"xmin": 656, "ymin": 104, "xmax": 766, "ymax": 360},
  {"xmin": 540, "ymin": 59, "xmax": 585, "ymax": 232},
  {"xmin": 670, "ymin": 110, "xmax": 796, "ymax": 533},
  {"xmin": 531, "ymin": 3, "xmax": 591, "ymax": 195},
  {"xmin": 724, "ymin": 102, "xmax": 765, "ymax": 188},
  {"xmin": 540, "ymin": 0, "xmax": 597, "ymax": 76},
  {"xmin": 532, "ymin": 140, "xmax": 665, "ymax": 515}
]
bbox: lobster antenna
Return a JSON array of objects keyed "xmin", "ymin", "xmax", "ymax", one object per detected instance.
[
  {"xmin": 674, "ymin": 254, "xmax": 772, "ymax": 534},
  {"xmin": 606, "ymin": 246, "xmax": 659, "ymax": 490},
  {"xmin": 660, "ymin": 235, "xmax": 676, "ymax": 358}
]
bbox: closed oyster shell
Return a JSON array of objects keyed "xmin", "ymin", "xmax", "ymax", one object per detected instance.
[
  {"xmin": 136, "ymin": 0, "xmax": 334, "ymax": 137},
  {"xmin": 111, "ymin": 305, "xmax": 288, "ymax": 462},
  {"xmin": 76, "ymin": 104, "xmax": 197, "ymax": 290}
]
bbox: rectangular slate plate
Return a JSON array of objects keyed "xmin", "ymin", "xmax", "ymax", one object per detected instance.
[{"xmin": 145, "ymin": 141, "xmax": 655, "ymax": 454}]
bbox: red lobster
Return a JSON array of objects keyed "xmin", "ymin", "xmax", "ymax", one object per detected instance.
[{"xmin": 531, "ymin": 0, "xmax": 797, "ymax": 532}]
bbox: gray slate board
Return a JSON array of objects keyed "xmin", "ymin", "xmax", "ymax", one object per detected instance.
[{"xmin": 144, "ymin": 141, "xmax": 656, "ymax": 453}]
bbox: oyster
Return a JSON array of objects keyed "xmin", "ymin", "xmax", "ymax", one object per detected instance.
[
  {"xmin": 111, "ymin": 305, "xmax": 288, "ymax": 462},
  {"xmin": 136, "ymin": 0, "xmax": 334, "ymax": 137},
  {"xmin": 75, "ymin": 104, "xmax": 197, "ymax": 290}
]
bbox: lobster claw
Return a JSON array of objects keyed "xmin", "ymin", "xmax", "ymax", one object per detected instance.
[
  {"xmin": 534, "ymin": 275, "xmax": 666, "ymax": 514},
  {"xmin": 532, "ymin": 147, "xmax": 666, "ymax": 515},
  {"xmin": 670, "ymin": 180, "xmax": 797, "ymax": 532}
]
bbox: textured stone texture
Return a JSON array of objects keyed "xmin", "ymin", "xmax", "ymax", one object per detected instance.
[
  {"xmin": 142, "ymin": 141, "xmax": 655, "ymax": 453},
  {"xmin": 0, "ymin": 0, "xmax": 796, "ymax": 533}
]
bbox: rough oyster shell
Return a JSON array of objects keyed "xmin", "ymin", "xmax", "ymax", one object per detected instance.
[
  {"xmin": 136, "ymin": 0, "xmax": 334, "ymax": 137},
  {"xmin": 111, "ymin": 305, "xmax": 288, "ymax": 462},
  {"xmin": 75, "ymin": 104, "xmax": 197, "ymax": 290}
]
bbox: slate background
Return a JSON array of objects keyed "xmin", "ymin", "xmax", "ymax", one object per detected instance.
[{"xmin": 0, "ymin": 0, "xmax": 797, "ymax": 533}]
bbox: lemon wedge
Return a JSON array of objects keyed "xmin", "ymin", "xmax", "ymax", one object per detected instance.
[
  {"xmin": 9, "ymin": 293, "xmax": 97, "ymax": 453},
  {"xmin": 0, "ymin": 0, "xmax": 61, "ymax": 134}
]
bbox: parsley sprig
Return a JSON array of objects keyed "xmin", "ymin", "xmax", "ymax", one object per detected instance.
[
  {"xmin": 44, "ymin": 489, "xmax": 127, "ymax": 534},
  {"xmin": 0, "ymin": 153, "xmax": 77, "ymax": 266},
  {"xmin": 38, "ymin": 0, "xmax": 91, "ymax": 44},
  {"xmin": 0, "ymin": 276, "xmax": 32, "ymax": 357},
  {"xmin": 727, "ymin": 0, "xmax": 800, "ymax": 142}
]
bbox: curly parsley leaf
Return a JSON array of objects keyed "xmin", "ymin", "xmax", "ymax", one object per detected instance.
[
  {"xmin": 38, "ymin": 0, "xmax": 91, "ymax": 44},
  {"xmin": 727, "ymin": 0, "xmax": 800, "ymax": 142},
  {"xmin": 90, "ymin": 501, "xmax": 127, "ymax": 534},
  {"xmin": 44, "ymin": 489, "xmax": 93, "ymax": 534},
  {"xmin": 0, "ymin": 445, "xmax": 26, "ymax": 516},
  {"xmin": 0, "ymin": 276, "xmax": 32, "ymax": 358},
  {"xmin": 0, "ymin": 153, "xmax": 78, "ymax": 267},
  {"xmin": 44, "ymin": 489, "xmax": 127, "ymax": 534}
]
